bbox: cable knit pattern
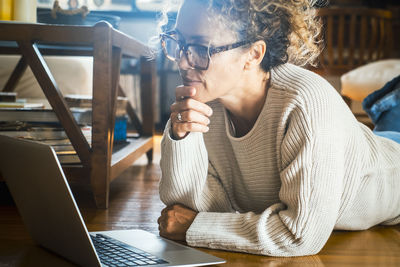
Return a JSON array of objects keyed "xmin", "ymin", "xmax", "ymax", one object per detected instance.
[{"xmin": 159, "ymin": 63, "xmax": 400, "ymax": 257}]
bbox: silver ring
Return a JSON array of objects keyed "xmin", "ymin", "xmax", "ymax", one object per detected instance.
[{"xmin": 177, "ymin": 112, "xmax": 183, "ymax": 122}]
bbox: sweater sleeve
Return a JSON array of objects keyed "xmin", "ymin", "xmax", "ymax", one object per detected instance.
[
  {"xmin": 159, "ymin": 120, "xmax": 233, "ymax": 212},
  {"xmin": 185, "ymin": 106, "xmax": 345, "ymax": 257}
]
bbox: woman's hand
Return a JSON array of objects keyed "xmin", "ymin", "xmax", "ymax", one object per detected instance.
[
  {"xmin": 170, "ymin": 86, "xmax": 213, "ymax": 140},
  {"xmin": 157, "ymin": 204, "xmax": 198, "ymax": 241}
]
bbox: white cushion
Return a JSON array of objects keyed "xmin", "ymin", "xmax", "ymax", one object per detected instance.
[
  {"xmin": 341, "ymin": 59, "xmax": 400, "ymax": 102},
  {"xmin": 0, "ymin": 55, "xmax": 93, "ymax": 99}
]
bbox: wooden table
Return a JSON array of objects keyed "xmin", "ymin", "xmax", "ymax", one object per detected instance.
[{"xmin": 0, "ymin": 21, "xmax": 157, "ymax": 209}]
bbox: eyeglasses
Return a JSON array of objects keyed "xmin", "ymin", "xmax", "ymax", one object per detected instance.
[{"xmin": 160, "ymin": 31, "xmax": 250, "ymax": 70}]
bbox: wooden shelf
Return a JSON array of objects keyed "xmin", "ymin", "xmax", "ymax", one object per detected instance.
[
  {"xmin": 0, "ymin": 21, "xmax": 156, "ymax": 209},
  {"xmin": 61, "ymin": 136, "xmax": 154, "ymax": 187},
  {"xmin": 111, "ymin": 137, "xmax": 153, "ymax": 180}
]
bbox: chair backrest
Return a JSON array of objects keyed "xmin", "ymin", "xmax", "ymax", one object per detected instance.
[{"xmin": 316, "ymin": 7, "xmax": 393, "ymax": 75}]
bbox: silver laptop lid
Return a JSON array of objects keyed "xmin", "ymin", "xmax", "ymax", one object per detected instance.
[{"xmin": 0, "ymin": 135, "xmax": 101, "ymax": 267}]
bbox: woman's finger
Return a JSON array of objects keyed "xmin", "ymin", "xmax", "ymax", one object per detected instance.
[
  {"xmin": 171, "ymin": 98, "xmax": 213, "ymax": 117},
  {"xmin": 171, "ymin": 113, "xmax": 210, "ymax": 139},
  {"xmin": 161, "ymin": 207, "xmax": 170, "ymax": 216},
  {"xmin": 175, "ymin": 85, "xmax": 196, "ymax": 101},
  {"xmin": 171, "ymin": 110, "xmax": 210, "ymax": 126},
  {"xmin": 173, "ymin": 121, "xmax": 209, "ymax": 134}
]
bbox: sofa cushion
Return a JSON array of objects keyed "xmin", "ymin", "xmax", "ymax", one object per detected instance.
[
  {"xmin": 0, "ymin": 55, "xmax": 93, "ymax": 99},
  {"xmin": 341, "ymin": 59, "xmax": 400, "ymax": 102}
]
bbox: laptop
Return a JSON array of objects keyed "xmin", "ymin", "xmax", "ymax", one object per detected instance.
[{"xmin": 0, "ymin": 135, "xmax": 225, "ymax": 267}]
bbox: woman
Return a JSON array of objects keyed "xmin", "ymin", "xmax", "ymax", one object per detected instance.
[{"xmin": 156, "ymin": 0, "xmax": 400, "ymax": 256}]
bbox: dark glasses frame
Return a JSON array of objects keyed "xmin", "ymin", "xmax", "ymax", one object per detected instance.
[{"xmin": 159, "ymin": 30, "xmax": 250, "ymax": 70}]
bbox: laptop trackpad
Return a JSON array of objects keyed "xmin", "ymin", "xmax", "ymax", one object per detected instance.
[
  {"xmin": 137, "ymin": 236, "xmax": 189, "ymax": 252},
  {"xmin": 96, "ymin": 230, "xmax": 190, "ymax": 254}
]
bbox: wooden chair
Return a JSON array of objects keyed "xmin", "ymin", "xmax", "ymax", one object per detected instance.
[
  {"xmin": 316, "ymin": 7, "xmax": 393, "ymax": 76},
  {"xmin": 314, "ymin": 7, "xmax": 393, "ymax": 128}
]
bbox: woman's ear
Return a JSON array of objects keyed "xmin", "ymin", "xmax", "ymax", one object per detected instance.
[{"xmin": 244, "ymin": 40, "xmax": 266, "ymax": 70}]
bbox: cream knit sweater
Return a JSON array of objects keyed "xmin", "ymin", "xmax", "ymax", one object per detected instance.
[{"xmin": 159, "ymin": 63, "xmax": 400, "ymax": 257}]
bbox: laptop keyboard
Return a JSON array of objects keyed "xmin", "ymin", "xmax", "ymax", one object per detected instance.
[{"xmin": 91, "ymin": 234, "xmax": 169, "ymax": 266}]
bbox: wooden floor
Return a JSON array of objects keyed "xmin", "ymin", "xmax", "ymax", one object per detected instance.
[{"xmin": 0, "ymin": 135, "xmax": 399, "ymax": 266}]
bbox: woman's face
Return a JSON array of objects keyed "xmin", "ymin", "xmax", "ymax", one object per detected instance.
[{"xmin": 174, "ymin": 0, "xmax": 248, "ymax": 103}]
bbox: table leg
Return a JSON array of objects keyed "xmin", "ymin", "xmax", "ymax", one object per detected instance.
[
  {"xmin": 140, "ymin": 58, "xmax": 156, "ymax": 164},
  {"xmin": 91, "ymin": 22, "xmax": 113, "ymax": 209},
  {"xmin": 110, "ymin": 47, "xmax": 122, "ymax": 144}
]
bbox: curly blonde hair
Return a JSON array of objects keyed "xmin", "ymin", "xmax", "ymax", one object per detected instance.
[{"xmin": 159, "ymin": 0, "xmax": 323, "ymax": 71}]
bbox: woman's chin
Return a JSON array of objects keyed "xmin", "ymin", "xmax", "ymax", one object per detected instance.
[{"xmin": 192, "ymin": 91, "xmax": 214, "ymax": 103}]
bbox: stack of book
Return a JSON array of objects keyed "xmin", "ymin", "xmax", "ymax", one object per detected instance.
[
  {"xmin": 0, "ymin": 126, "xmax": 92, "ymax": 164},
  {"xmin": 0, "ymin": 92, "xmax": 92, "ymax": 164},
  {"xmin": 0, "ymin": 93, "xmax": 129, "ymax": 164},
  {"xmin": 0, "ymin": 92, "xmax": 44, "ymax": 109},
  {"xmin": 0, "ymin": 107, "xmax": 92, "ymax": 125}
]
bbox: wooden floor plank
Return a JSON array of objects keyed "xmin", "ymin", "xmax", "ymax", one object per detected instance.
[{"xmin": 0, "ymin": 135, "xmax": 399, "ymax": 266}]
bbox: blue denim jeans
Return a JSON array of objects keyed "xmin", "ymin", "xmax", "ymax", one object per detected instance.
[{"xmin": 362, "ymin": 75, "xmax": 400, "ymax": 144}]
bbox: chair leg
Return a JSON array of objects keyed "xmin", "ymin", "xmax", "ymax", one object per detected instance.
[{"xmin": 146, "ymin": 149, "xmax": 153, "ymax": 164}]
